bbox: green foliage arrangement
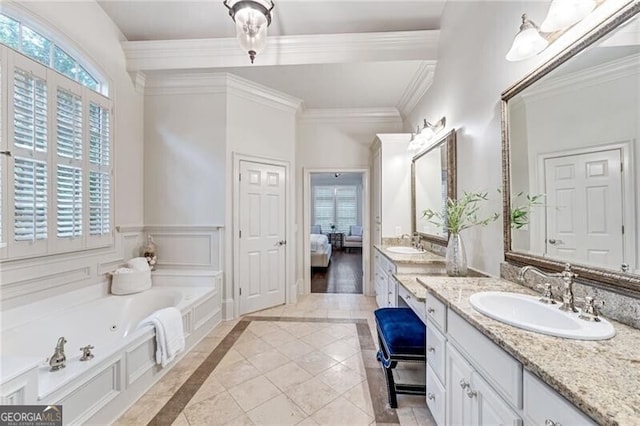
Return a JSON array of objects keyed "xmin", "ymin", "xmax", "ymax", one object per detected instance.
[
  {"xmin": 422, "ymin": 191, "xmax": 499, "ymax": 235},
  {"xmin": 509, "ymin": 192, "xmax": 544, "ymax": 229}
]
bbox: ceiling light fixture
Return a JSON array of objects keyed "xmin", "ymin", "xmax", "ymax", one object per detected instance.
[
  {"xmin": 506, "ymin": 14, "xmax": 549, "ymax": 62},
  {"xmin": 540, "ymin": 0, "xmax": 596, "ymax": 33},
  {"xmin": 224, "ymin": 0, "xmax": 275, "ymax": 64}
]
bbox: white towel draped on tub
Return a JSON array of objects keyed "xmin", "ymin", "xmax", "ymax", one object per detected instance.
[{"xmin": 138, "ymin": 307, "xmax": 185, "ymax": 367}]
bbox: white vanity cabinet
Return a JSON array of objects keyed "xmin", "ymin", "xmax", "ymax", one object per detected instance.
[{"xmin": 374, "ymin": 248, "xmax": 397, "ymax": 308}]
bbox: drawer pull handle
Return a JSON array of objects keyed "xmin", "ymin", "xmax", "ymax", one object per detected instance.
[
  {"xmin": 466, "ymin": 388, "xmax": 477, "ymax": 399},
  {"xmin": 427, "ymin": 346, "xmax": 435, "ymax": 353},
  {"xmin": 427, "ymin": 307, "xmax": 435, "ymax": 314},
  {"xmin": 459, "ymin": 379, "xmax": 470, "ymax": 390},
  {"xmin": 404, "ymin": 295, "xmax": 410, "ymax": 300},
  {"xmin": 545, "ymin": 421, "xmax": 562, "ymax": 426},
  {"xmin": 427, "ymin": 393, "xmax": 435, "ymax": 401}
]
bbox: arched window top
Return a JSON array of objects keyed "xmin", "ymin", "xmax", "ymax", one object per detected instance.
[{"xmin": 0, "ymin": 12, "xmax": 108, "ymax": 96}]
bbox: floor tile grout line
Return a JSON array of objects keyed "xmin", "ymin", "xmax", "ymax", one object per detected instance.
[{"xmin": 142, "ymin": 314, "xmax": 393, "ymax": 426}]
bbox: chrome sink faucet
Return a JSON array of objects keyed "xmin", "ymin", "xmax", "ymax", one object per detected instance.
[
  {"xmin": 517, "ymin": 263, "xmax": 578, "ymax": 313},
  {"xmin": 49, "ymin": 337, "xmax": 67, "ymax": 371}
]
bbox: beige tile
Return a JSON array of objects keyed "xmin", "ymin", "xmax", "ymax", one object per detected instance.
[
  {"xmin": 191, "ymin": 335, "xmax": 223, "ymax": 353},
  {"xmin": 295, "ymin": 350, "xmax": 339, "ymax": 376},
  {"xmin": 113, "ymin": 393, "xmax": 170, "ymax": 425},
  {"xmin": 300, "ymin": 330, "xmax": 338, "ymax": 349},
  {"xmin": 247, "ymin": 321, "xmax": 280, "ymax": 336},
  {"xmin": 277, "ymin": 339, "xmax": 315, "ymax": 359},
  {"xmin": 318, "ymin": 363, "xmax": 365, "ymax": 394},
  {"xmin": 396, "ymin": 407, "xmax": 418, "ymax": 426},
  {"xmin": 184, "ymin": 391, "xmax": 245, "ymax": 426},
  {"xmin": 228, "ymin": 375, "xmax": 283, "ymax": 412},
  {"xmin": 224, "ymin": 414, "xmax": 256, "ymax": 425},
  {"xmin": 412, "ymin": 406, "xmax": 437, "ymax": 426},
  {"xmin": 246, "ymin": 347, "xmax": 291, "ymax": 373},
  {"xmin": 246, "ymin": 394, "xmax": 307, "ymax": 426},
  {"xmin": 324, "ymin": 323, "xmax": 357, "ymax": 339},
  {"xmin": 265, "ymin": 361, "xmax": 313, "ymax": 391},
  {"xmin": 282, "ymin": 322, "xmax": 318, "ymax": 338},
  {"xmin": 296, "ymin": 417, "xmax": 320, "ymax": 426},
  {"xmin": 147, "ymin": 352, "xmax": 207, "ymax": 396},
  {"xmin": 215, "ymin": 348, "xmax": 245, "ymax": 370},
  {"xmin": 234, "ymin": 336, "xmax": 272, "ymax": 358},
  {"xmin": 341, "ymin": 353, "xmax": 366, "ymax": 376},
  {"xmin": 187, "ymin": 375, "xmax": 226, "ymax": 408},
  {"xmin": 321, "ymin": 339, "xmax": 360, "ymax": 362},
  {"xmin": 213, "ymin": 359, "xmax": 262, "ymax": 388},
  {"xmin": 262, "ymin": 328, "xmax": 298, "ymax": 347},
  {"xmin": 285, "ymin": 376, "xmax": 340, "ymax": 416},
  {"xmin": 397, "ymin": 394, "xmax": 428, "ymax": 409},
  {"xmin": 311, "ymin": 396, "xmax": 374, "ymax": 426},
  {"xmin": 171, "ymin": 413, "xmax": 190, "ymax": 426},
  {"xmin": 343, "ymin": 380, "xmax": 374, "ymax": 416}
]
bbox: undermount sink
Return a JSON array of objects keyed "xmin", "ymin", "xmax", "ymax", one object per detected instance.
[
  {"xmin": 386, "ymin": 246, "xmax": 426, "ymax": 254},
  {"xmin": 469, "ymin": 291, "xmax": 615, "ymax": 340}
]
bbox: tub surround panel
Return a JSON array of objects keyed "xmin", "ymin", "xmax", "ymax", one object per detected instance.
[
  {"xmin": 145, "ymin": 225, "xmax": 223, "ymax": 271},
  {"xmin": 501, "ymin": 262, "xmax": 640, "ymax": 329},
  {"xmin": 412, "ymin": 275, "xmax": 640, "ymax": 426}
]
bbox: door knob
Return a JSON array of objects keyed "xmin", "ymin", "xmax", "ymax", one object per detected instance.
[
  {"xmin": 274, "ymin": 240, "xmax": 287, "ymax": 246},
  {"xmin": 547, "ymin": 238, "xmax": 564, "ymax": 245}
]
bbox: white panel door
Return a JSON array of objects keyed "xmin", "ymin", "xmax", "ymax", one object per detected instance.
[
  {"xmin": 470, "ymin": 371, "xmax": 522, "ymax": 426},
  {"xmin": 239, "ymin": 160, "xmax": 286, "ymax": 315},
  {"xmin": 446, "ymin": 343, "xmax": 474, "ymax": 426},
  {"xmin": 544, "ymin": 149, "xmax": 623, "ymax": 270}
]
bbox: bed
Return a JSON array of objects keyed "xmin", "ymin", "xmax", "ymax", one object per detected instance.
[{"xmin": 310, "ymin": 233, "xmax": 332, "ymax": 267}]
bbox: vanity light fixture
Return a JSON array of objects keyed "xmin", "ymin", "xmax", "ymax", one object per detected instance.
[
  {"xmin": 540, "ymin": 0, "xmax": 596, "ymax": 32},
  {"xmin": 407, "ymin": 126, "xmax": 427, "ymax": 155},
  {"xmin": 224, "ymin": 0, "xmax": 275, "ymax": 64},
  {"xmin": 420, "ymin": 116, "xmax": 447, "ymax": 140},
  {"xmin": 506, "ymin": 14, "xmax": 549, "ymax": 62}
]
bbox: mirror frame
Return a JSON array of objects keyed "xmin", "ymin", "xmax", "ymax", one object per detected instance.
[
  {"xmin": 501, "ymin": 2, "xmax": 640, "ymax": 297},
  {"xmin": 411, "ymin": 129, "xmax": 457, "ymax": 246}
]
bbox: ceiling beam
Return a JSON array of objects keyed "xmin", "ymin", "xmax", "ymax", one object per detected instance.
[{"xmin": 123, "ymin": 30, "xmax": 439, "ymax": 71}]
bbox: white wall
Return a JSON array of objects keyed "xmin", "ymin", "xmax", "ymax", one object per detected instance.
[
  {"xmin": 296, "ymin": 117, "xmax": 402, "ymax": 292},
  {"xmin": 403, "ymin": 0, "xmax": 600, "ymax": 276},
  {"xmin": 0, "ymin": 1, "xmax": 144, "ymax": 308}
]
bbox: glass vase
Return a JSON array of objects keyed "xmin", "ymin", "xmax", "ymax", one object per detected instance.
[{"xmin": 446, "ymin": 233, "xmax": 468, "ymax": 276}]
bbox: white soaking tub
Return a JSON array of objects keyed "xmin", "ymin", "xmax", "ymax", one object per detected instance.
[{"xmin": 0, "ymin": 277, "xmax": 222, "ymax": 425}]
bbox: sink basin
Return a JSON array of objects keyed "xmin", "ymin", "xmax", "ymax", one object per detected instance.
[
  {"xmin": 386, "ymin": 246, "xmax": 426, "ymax": 254},
  {"xmin": 469, "ymin": 291, "xmax": 615, "ymax": 340}
]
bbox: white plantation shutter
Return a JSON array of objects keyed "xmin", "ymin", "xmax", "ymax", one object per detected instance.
[
  {"xmin": 87, "ymin": 96, "xmax": 112, "ymax": 246},
  {"xmin": 13, "ymin": 67, "xmax": 47, "ymax": 152},
  {"xmin": 56, "ymin": 165, "xmax": 82, "ymax": 238},
  {"xmin": 335, "ymin": 186, "xmax": 358, "ymax": 234},
  {"xmin": 14, "ymin": 157, "xmax": 47, "ymax": 241},
  {"xmin": 313, "ymin": 186, "xmax": 335, "ymax": 232},
  {"xmin": 56, "ymin": 88, "xmax": 82, "ymax": 159}
]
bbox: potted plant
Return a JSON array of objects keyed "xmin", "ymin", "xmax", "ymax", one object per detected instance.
[{"xmin": 423, "ymin": 191, "xmax": 499, "ymax": 276}]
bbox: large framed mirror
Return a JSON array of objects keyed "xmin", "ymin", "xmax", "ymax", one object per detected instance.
[
  {"xmin": 412, "ymin": 129, "xmax": 457, "ymax": 245},
  {"xmin": 502, "ymin": 2, "xmax": 640, "ymax": 296}
]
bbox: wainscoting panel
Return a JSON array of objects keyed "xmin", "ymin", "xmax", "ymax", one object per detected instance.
[{"xmin": 146, "ymin": 225, "xmax": 222, "ymax": 270}]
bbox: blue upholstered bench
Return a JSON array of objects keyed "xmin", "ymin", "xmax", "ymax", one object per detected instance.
[{"xmin": 374, "ymin": 307, "xmax": 426, "ymax": 408}]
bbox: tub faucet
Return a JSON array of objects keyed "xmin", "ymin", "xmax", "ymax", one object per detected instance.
[
  {"xmin": 518, "ymin": 263, "xmax": 578, "ymax": 313},
  {"xmin": 49, "ymin": 337, "xmax": 67, "ymax": 371}
]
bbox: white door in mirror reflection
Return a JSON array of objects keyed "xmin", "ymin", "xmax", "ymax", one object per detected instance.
[{"xmin": 544, "ymin": 149, "xmax": 623, "ymax": 269}]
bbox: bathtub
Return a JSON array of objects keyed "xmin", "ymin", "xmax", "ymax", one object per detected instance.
[{"xmin": 1, "ymin": 277, "xmax": 222, "ymax": 425}]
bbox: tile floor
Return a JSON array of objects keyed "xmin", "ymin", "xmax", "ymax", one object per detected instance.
[{"xmin": 115, "ymin": 294, "xmax": 436, "ymax": 426}]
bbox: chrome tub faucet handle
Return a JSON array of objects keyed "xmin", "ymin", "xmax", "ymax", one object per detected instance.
[
  {"xmin": 536, "ymin": 283, "xmax": 556, "ymax": 304},
  {"xmin": 49, "ymin": 336, "xmax": 67, "ymax": 371},
  {"xmin": 578, "ymin": 296, "xmax": 604, "ymax": 322}
]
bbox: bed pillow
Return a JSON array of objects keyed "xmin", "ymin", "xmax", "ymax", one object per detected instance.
[
  {"xmin": 310, "ymin": 225, "xmax": 322, "ymax": 234},
  {"xmin": 350, "ymin": 225, "xmax": 363, "ymax": 237}
]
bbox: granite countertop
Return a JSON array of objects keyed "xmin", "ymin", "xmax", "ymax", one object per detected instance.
[
  {"xmin": 374, "ymin": 244, "xmax": 445, "ymax": 264},
  {"xmin": 408, "ymin": 275, "xmax": 640, "ymax": 426}
]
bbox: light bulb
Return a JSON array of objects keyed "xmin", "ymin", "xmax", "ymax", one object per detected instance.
[
  {"xmin": 234, "ymin": 5, "xmax": 269, "ymax": 63},
  {"xmin": 506, "ymin": 15, "xmax": 549, "ymax": 62}
]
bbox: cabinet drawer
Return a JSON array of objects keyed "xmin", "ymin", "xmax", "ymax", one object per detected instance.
[
  {"xmin": 448, "ymin": 310, "xmax": 522, "ymax": 409},
  {"xmin": 426, "ymin": 364, "xmax": 445, "ymax": 426},
  {"xmin": 398, "ymin": 284, "xmax": 426, "ymax": 323},
  {"xmin": 426, "ymin": 321, "xmax": 446, "ymax": 384},
  {"xmin": 425, "ymin": 293, "xmax": 446, "ymax": 332},
  {"xmin": 523, "ymin": 370, "xmax": 595, "ymax": 426}
]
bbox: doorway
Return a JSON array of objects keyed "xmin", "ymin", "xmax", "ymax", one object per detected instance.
[{"xmin": 304, "ymin": 170, "xmax": 369, "ymax": 295}]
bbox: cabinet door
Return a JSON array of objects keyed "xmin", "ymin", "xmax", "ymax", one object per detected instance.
[
  {"xmin": 471, "ymin": 371, "xmax": 522, "ymax": 426},
  {"xmin": 375, "ymin": 264, "xmax": 387, "ymax": 308},
  {"xmin": 446, "ymin": 343, "xmax": 474, "ymax": 426},
  {"xmin": 386, "ymin": 273, "xmax": 397, "ymax": 307}
]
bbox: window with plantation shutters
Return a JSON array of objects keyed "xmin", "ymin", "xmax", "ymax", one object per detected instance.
[
  {"xmin": 87, "ymin": 99, "xmax": 111, "ymax": 242},
  {"xmin": 335, "ymin": 186, "xmax": 358, "ymax": 234},
  {"xmin": 0, "ymin": 28, "xmax": 111, "ymax": 260},
  {"xmin": 14, "ymin": 157, "xmax": 47, "ymax": 241},
  {"xmin": 313, "ymin": 186, "xmax": 335, "ymax": 233},
  {"xmin": 312, "ymin": 185, "xmax": 360, "ymax": 234}
]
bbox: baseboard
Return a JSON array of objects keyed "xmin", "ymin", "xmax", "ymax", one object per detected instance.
[{"xmin": 222, "ymin": 298, "xmax": 234, "ymax": 320}]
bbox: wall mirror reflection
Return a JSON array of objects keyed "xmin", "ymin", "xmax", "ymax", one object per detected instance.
[
  {"xmin": 502, "ymin": 3, "xmax": 640, "ymax": 292},
  {"xmin": 412, "ymin": 129, "xmax": 457, "ymax": 245}
]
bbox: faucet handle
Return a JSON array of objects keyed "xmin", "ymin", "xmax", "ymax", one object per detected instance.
[
  {"xmin": 536, "ymin": 283, "xmax": 556, "ymax": 304},
  {"xmin": 562, "ymin": 263, "xmax": 577, "ymax": 279},
  {"xmin": 578, "ymin": 296, "xmax": 604, "ymax": 322}
]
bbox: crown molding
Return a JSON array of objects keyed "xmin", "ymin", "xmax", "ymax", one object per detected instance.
[
  {"xmin": 520, "ymin": 52, "xmax": 640, "ymax": 104},
  {"xmin": 298, "ymin": 107, "xmax": 402, "ymax": 125},
  {"xmin": 143, "ymin": 72, "xmax": 302, "ymax": 113},
  {"xmin": 123, "ymin": 30, "xmax": 439, "ymax": 71},
  {"xmin": 128, "ymin": 71, "xmax": 146, "ymax": 94},
  {"xmin": 396, "ymin": 62, "xmax": 436, "ymax": 118}
]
